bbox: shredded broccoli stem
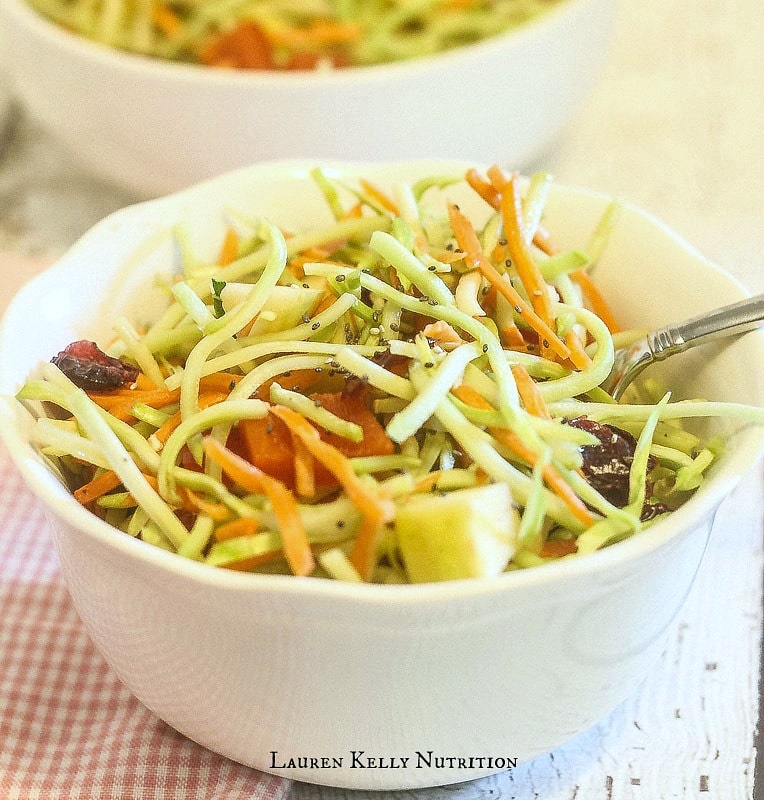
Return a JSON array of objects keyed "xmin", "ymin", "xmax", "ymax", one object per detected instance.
[
  {"xmin": 370, "ymin": 230, "xmax": 454, "ymax": 307},
  {"xmin": 179, "ymin": 218, "xmax": 287, "ymax": 422},
  {"xmin": 270, "ymin": 383, "xmax": 363, "ymax": 441},
  {"xmin": 516, "ymin": 450, "xmax": 550, "ymax": 552},
  {"xmin": 66, "ymin": 382, "xmax": 190, "ymax": 548},
  {"xmin": 548, "ymin": 399, "xmax": 764, "ymax": 426},
  {"xmin": 407, "ymin": 367, "xmax": 585, "ymax": 532},
  {"xmin": 535, "ymin": 304, "xmax": 615, "ymax": 403},
  {"xmin": 386, "ymin": 343, "xmax": 481, "ymax": 443},
  {"xmin": 165, "ymin": 337, "xmax": 380, "ymax": 392}
]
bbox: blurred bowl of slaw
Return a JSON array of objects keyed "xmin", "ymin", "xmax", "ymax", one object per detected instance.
[
  {"xmin": 0, "ymin": 0, "xmax": 617, "ymax": 197},
  {"xmin": 0, "ymin": 159, "xmax": 762, "ymax": 791}
]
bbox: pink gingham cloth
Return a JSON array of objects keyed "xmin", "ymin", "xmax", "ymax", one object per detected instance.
[{"xmin": 0, "ymin": 445, "xmax": 292, "ymax": 800}]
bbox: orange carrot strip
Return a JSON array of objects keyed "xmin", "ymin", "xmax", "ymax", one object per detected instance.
[
  {"xmin": 97, "ymin": 387, "xmax": 181, "ymax": 419},
  {"xmin": 359, "ymin": 179, "xmax": 399, "ymax": 215},
  {"xmin": 312, "ymin": 293, "xmax": 337, "ymax": 315},
  {"xmin": 465, "ymin": 168, "xmax": 500, "ymax": 209},
  {"xmin": 199, "ymin": 372, "xmax": 244, "ymax": 392},
  {"xmin": 152, "ymin": 4, "xmax": 182, "ymax": 37},
  {"xmin": 498, "ymin": 174, "xmax": 557, "ymax": 329},
  {"xmin": 539, "ymin": 538, "xmax": 578, "ymax": 558},
  {"xmin": 340, "ymin": 202, "xmax": 363, "ymax": 220},
  {"xmin": 564, "ymin": 329, "xmax": 593, "ymax": 371},
  {"xmin": 532, "ymin": 226, "xmax": 556, "ymax": 256},
  {"xmin": 204, "ymin": 438, "xmax": 315, "ymax": 577},
  {"xmin": 270, "ymin": 406, "xmax": 395, "ymax": 581},
  {"xmin": 421, "ymin": 320, "xmax": 464, "ymax": 348},
  {"xmin": 266, "ymin": 20, "xmax": 362, "ymax": 47},
  {"xmin": 447, "ymin": 204, "xmax": 571, "ymax": 361},
  {"xmin": 500, "ymin": 323, "xmax": 526, "ymax": 348},
  {"xmin": 152, "ymin": 411, "xmax": 183, "ymax": 445},
  {"xmin": 218, "ymin": 227, "xmax": 240, "ymax": 266},
  {"xmin": 74, "ymin": 470, "xmax": 122, "ymax": 505},
  {"xmin": 131, "ymin": 387, "xmax": 229, "ymax": 429},
  {"xmin": 570, "ymin": 269, "xmax": 621, "ymax": 334},
  {"xmin": 291, "ymin": 432, "xmax": 316, "ymax": 499},
  {"xmin": 223, "ymin": 551, "xmax": 283, "ymax": 572},
  {"xmin": 183, "ymin": 490, "xmax": 232, "ymax": 522},
  {"xmin": 135, "ymin": 372, "xmax": 159, "ymax": 390},
  {"xmin": 510, "ymin": 365, "xmax": 551, "ymax": 420},
  {"xmin": 199, "ymin": 21, "xmax": 274, "ymax": 69},
  {"xmin": 214, "ymin": 516, "xmax": 261, "ymax": 541},
  {"xmin": 451, "ymin": 384, "xmax": 594, "ymax": 527}
]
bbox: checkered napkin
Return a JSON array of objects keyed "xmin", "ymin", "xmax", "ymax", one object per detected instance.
[{"xmin": 0, "ymin": 445, "xmax": 292, "ymax": 800}]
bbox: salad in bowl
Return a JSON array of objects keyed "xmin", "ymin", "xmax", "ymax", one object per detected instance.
[
  {"xmin": 24, "ymin": 0, "xmax": 565, "ymax": 69},
  {"xmin": 9, "ymin": 163, "xmax": 763, "ymax": 584}
]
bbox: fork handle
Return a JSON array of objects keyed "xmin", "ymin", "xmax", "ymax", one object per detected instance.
[{"xmin": 648, "ymin": 293, "xmax": 764, "ymax": 360}]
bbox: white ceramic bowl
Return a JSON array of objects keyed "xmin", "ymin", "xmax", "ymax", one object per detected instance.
[
  {"xmin": 1, "ymin": 160, "xmax": 762, "ymax": 791},
  {"xmin": 0, "ymin": 0, "xmax": 617, "ymax": 198}
]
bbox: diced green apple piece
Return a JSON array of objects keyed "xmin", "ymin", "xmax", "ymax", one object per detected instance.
[{"xmin": 396, "ymin": 483, "xmax": 519, "ymax": 583}]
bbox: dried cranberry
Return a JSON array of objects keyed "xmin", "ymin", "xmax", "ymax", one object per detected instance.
[
  {"xmin": 640, "ymin": 501, "xmax": 669, "ymax": 522},
  {"xmin": 51, "ymin": 340, "xmax": 139, "ymax": 391},
  {"xmin": 568, "ymin": 417, "xmax": 665, "ymax": 521}
]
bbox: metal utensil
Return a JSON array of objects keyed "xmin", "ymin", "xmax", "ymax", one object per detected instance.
[{"xmin": 602, "ymin": 293, "xmax": 764, "ymax": 400}]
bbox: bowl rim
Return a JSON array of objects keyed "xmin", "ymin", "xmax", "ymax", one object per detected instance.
[
  {"xmin": 3, "ymin": 0, "xmax": 602, "ymax": 85},
  {"xmin": 1, "ymin": 157, "xmax": 762, "ymax": 606}
]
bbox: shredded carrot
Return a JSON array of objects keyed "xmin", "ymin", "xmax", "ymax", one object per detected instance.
[
  {"xmin": 465, "ymin": 168, "xmax": 500, "ymax": 209},
  {"xmin": 199, "ymin": 372, "xmax": 244, "ymax": 392},
  {"xmin": 218, "ymin": 227, "xmax": 240, "ymax": 266},
  {"xmin": 299, "ymin": 246, "xmax": 332, "ymax": 261},
  {"xmin": 564, "ymin": 329, "xmax": 593, "ymax": 371},
  {"xmin": 291, "ymin": 432, "xmax": 316, "ymax": 499},
  {"xmin": 312, "ymin": 292, "xmax": 337, "ymax": 315},
  {"xmin": 532, "ymin": 226, "xmax": 555, "ymax": 256},
  {"xmin": 451, "ymin": 384, "xmax": 595, "ymax": 527},
  {"xmin": 152, "ymin": 411, "xmax": 182, "ymax": 445},
  {"xmin": 570, "ymin": 269, "xmax": 621, "ymax": 333},
  {"xmin": 88, "ymin": 385, "xmax": 158, "ymax": 403},
  {"xmin": 266, "ymin": 20, "xmax": 362, "ymax": 47},
  {"xmin": 359, "ymin": 179, "xmax": 399, "ymax": 216},
  {"xmin": 341, "ymin": 202, "xmax": 363, "ymax": 220},
  {"xmin": 199, "ymin": 21, "xmax": 274, "ymax": 69},
  {"xmin": 421, "ymin": 320, "xmax": 464, "ymax": 349},
  {"xmin": 510, "ymin": 364, "xmax": 551, "ymax": 419},
  {"xmin": 222, "ymin": 551, "xmax": 284, "ymax": 572},
  {"xmin": 152, "ymin": 3, "xmax": 182, "ymax": 37},
  {"xmin": 539, "ymin": 538, "xmax": 578, "ymax": 558},
  {"xmin": 490, "ymin": 240, "xmax": 508, "ymax": 264},
  {"xmin": 214, "ymin": 516, "xmax": 260, "ymax": 541},
  {"xmin": 91, "ymin": 386, "xmax": 180, "ymax": 418},
  {"xmin": 500, "ymin": 323, "xmax": 526, "ymax": 348},
  {"xmin": 498, "ymin": 173, "xmax": 557, "ymax": 329},
  {"xmin": 74, "ymin": 470, "xmax": 122, "ymax": 505},
  {"xmin": 447, "ymin": 204, "xmax": 571, "ymax": 362},
  {"xmin": 135, "ymin": 372, "xmax": 159, "ymax": 390},
  {"xmin": 270, "ymin": 405, "xmax": 395, "ymax": 580},
  {"xmin": 204, "ymin": 437, "xmax": 315, "ymax": 577},
  {"xmin": 183, "ymin": 489, "xmax": 232, "ymax": 522}
]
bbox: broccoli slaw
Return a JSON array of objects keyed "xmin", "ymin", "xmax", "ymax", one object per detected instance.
[
  {"xmin": 16, "ymin": 165, "xmax": 764, "ymax": 583},
  {"xmin": 25, "ymin": 0, "xmax": 563, "ymax": 69}
]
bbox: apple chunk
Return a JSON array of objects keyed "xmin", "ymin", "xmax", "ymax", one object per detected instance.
[{"xmin": 396, "ymin": 483, "xmax": 518, "ymax": 583}]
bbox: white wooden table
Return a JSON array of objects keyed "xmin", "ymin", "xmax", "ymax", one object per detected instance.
[{"xmin": 0, "ymin": 0, "xmax": 761, "ymax": 796}]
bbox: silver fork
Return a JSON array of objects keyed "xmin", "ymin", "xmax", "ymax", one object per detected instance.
[{"xmin": 601, "ymin": 293, "xmax": 764, "ymax": 400}]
